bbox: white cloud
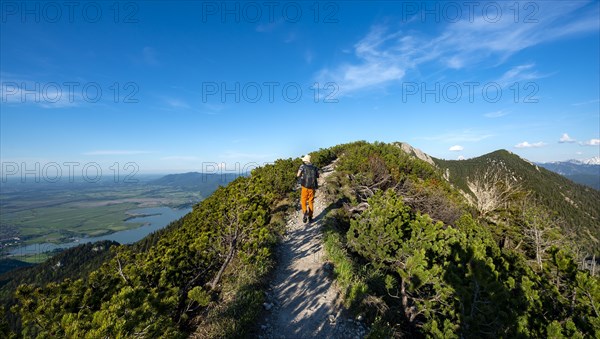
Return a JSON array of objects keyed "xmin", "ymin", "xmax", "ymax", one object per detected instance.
[
  {"xmin": 439, "ymin": 2, "xmax": 598, "ymax": 68},
  {"xmin": 315, "ymin": 2, "xmax": 598, "ymax": 95},
  {"xmin": 256, "ymin": 20, "xmax": 283, "ymax": 33},
  {"xmin": 0, "ymin": 81, "xmax": 80, "ymax": 108},
  {"xmin": 315, "ymin": 25, "xmax": 419, "ymax": 95},
  {"xmin": 83, "ymin": 150, "xmax": 153, "ymax": 156},
  {"xmin": 496, "ymin": 64, "xmax": 545, "ymax": 87},
  {"xmin": 449, "ymin": 145, "xmax": 464, "ymax": 151},
  {"xmin": 202, "ymin": 103, "xmax": 226, "ymax": 114},
  {"xmin": 580, "ymin": 139, "xmax": 600, "ymax": 146},
  {"xmin": 165, "ymin": 98, "xmax": 190, "ymax": 109},
  {"xmin": 559, "ymin": 133, "xmax": 576, "ymax": 143},
  {"xmin": 457, "ymin": 155, "xmax": 466, "ymax": 160},
  {"xmin": 315, "ymin": 32, "xmax": 407, "ymax": 94},
  {"xmin": 304, "ymin": 50, "xmax": 314, "ymax": 64},
  {"xmin": 484, "ymin": 110, "xmax": 508, "ymax": 118},
  {"xmin": 142, "ymin": 47, "xmax": 159, "ymax": 66},
  {"xmin": 515, "ymin": 141, "xmax": 546, "ymax": 149},
  {"xmin": 572, "ymin": 99, "xmax": 600, "ymax": 106}
]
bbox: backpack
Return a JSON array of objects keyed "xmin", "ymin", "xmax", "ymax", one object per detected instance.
[{"xmin": 301, "ymin": 164, "xmax": 318, "ymax": 189}]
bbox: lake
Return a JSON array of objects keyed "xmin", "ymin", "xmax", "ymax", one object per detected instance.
[{"xmin": 9, "ymin": 206, "xmax": 192, "ymax": 256}]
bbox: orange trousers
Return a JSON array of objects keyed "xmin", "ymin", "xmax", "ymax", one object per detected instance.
[{"xmin": 301, "ymin": 187, "xmax": 315, "ymax": 217}]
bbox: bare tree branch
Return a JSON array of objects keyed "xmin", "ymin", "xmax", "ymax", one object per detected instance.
[{"xmin": 467, "ymin": 167, "xmax": 522, "ymax": 217}]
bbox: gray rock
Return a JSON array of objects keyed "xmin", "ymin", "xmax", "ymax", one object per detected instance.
[{"xmin": 328, "ymin": 314, "xmax": 336, "ymax": 324}]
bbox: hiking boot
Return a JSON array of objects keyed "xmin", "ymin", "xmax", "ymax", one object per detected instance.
[
  {"xmin": 303, "ymin": 213, "xmax": 308, "ymax": 223},
  {"xmin": 308, "ymin": 216, "xmax": 313, "ymax": 223}
]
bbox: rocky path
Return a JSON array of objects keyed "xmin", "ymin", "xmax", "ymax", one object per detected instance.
[{"xmin": 260, "ymin": 163, "xmax": 367, "ymax": 339}]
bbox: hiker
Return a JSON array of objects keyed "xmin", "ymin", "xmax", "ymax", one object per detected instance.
[{"xmin": 297, "ymin": 154, "xmax": 319, "ymax": 223}]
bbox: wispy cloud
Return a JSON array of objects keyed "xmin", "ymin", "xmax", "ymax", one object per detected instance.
[
  {"xmin": 256, "ymin": 19, "xmax": 283, "ymax": 33},
  {"xmin": 83, "ymin": 150, "xmax": 153, "ymax": 156},
  {"xmin": 484, "ymin": 110, "xmax": 509, "ymax": 118},
  {"xmin": 315, "ymin": 2, "xmax": 598, "ymax": 95},
  {"xmin": 165, "ymin": 98, "xmax": 190, "ymax": 109},
  {"xmin": 304, "ymin": 50, "xmax": 314, "ymax": 64},
  {"xmin": 142, "ymin": 47, "xmax": 159, "ymax": 66},
  {"xmin": 580, "ymin": 139, "xmax": 600, "ymax": 146},
  {"xmin": 202, "ymin": 103, "xmax": 226, "ymax": 114},
  {"xmin": 572, "ymin": 99, "xmax": 600, "ymax": 106},
  {"xmin": 0, "ymin": 80, "xmax": 80, "ymax": 108},
  {"xmin": 315, "ymin": 25, "xmax": 409, "ymax": 95},
  {"xmin": 439, "ymin": 1, "xmax": 598, "ymax": 68},
  {"xmin": 515, "ymin": 141, "xmax": 546, "ymax": 149},
  {"xmin": 449, "ymin": 145, "xmax": 464, "ymax": 151},
  {"xmin": 559, "ymin": 133, "xmax": 576, "ymax": 143},
  {"xmin": 496, "ymin": 64, "xmax": 546, "ymax": 87}
]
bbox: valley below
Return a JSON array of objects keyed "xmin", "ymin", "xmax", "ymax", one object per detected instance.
[{"xmin": 0, "ymin": 173, "xmax": 234, "ymax": 264}]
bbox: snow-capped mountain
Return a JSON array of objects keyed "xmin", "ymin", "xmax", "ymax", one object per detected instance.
[
  {"xmin": 545, "ymin": 156, "xmax": 600, "ymax": 166},
  {"xmin": 537, "ymin": 157, "xmax": 600, "ymax": 190},
  {"xmin": 579, "ymin": 156, "xmax": 600, "ymax": 165}
]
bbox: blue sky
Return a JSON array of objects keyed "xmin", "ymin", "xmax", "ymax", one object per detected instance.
[{"xmin": 1, "ymin": 1, "xmax": 599, "ymax": 175}]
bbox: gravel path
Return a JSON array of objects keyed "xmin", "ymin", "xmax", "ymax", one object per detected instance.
[{"xmin": 260, "ymin": 164, "xmax": 367, "ymax": 339}]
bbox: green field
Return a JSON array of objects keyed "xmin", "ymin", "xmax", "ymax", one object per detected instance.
[
  {"xmin": 3, "ymin": 202, "xmax": 144, "ymax": 243},
  {"xmin": 0, "ymin": 182, "xmax": 203, "ymax": 248},
  {"xmin": 12, "ymin": 253, "xmax": 53, "ymax": 264}
]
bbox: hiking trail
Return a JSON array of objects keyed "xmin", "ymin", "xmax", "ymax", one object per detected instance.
[{"xmin": 260, "ymin": 162, "xmax": 367, "ymax": 339}]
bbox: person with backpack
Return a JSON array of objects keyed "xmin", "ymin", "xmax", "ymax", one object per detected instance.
[{"xmin": 297, "ymin": 154, "xmax": 319, "ymax": 223}]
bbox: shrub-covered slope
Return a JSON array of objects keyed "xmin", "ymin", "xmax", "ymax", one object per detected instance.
[
  {"xmin": 6, "ymin": 158, "xmax": 301, "ymax": 338},
  {"xmin": 314, "ymin": 141, "xmax": 599, "ymax": 338},
  {"xmin": 435, "ymin": 150, "xmax": 600, "ymax": 254},
  {"xmin": 4, "ymin": 141, "xmax": 599, "ymax": 338}
]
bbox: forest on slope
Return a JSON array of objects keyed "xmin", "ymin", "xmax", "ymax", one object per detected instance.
[
  {"xmin": 313, "ymin": 142, "xmax": 599, "ymax": 337},
  {"xmin": 435, "ymin": 150, "xmax": 600, "ymax": 256}
]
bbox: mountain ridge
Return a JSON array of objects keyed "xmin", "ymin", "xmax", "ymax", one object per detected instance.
[
  {"xmin": 434, "ymin": 148, "xmax": 600, "ymax": 252},
  {"xmin": 2, "ymin": 141, "xmax": 599, "ymax": 338},
  {"xmin": 149, "ymin": 171, "xmax": 240, "ymax": 192},
  {"xmin": 541, "ymin": 156, "xmax": 600, "ymax": 165},
  {"xmin": 535, "ymin": 159, "xmax": 600, "ymax": 190}
]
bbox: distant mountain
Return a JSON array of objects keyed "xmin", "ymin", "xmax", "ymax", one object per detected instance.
[
  {"xmin": 435, "ymin": 150, "xmax": 600, "ymax": 252},
  {"xmin": 577, "ymin": 156, "xmax": 600, "ymax": 165},
  {"xmin": 150, "ymin": 172, "xmax": 240, "ymax": 192},
  {"xmin": 537, "ymin": 159, "xmax": 600, "ymax": 190}
]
